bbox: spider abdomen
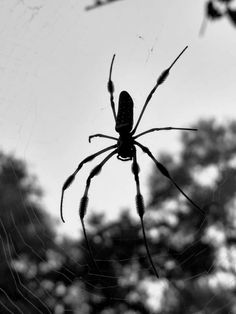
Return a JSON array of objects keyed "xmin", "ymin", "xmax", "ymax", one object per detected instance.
[{"xmin": 115, "ymin": 91, "xmax": 133, "ymax": 134}]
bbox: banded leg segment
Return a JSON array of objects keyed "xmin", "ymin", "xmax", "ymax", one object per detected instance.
[
  {"xmin": 79, "ymin": 149, "xmax": 118, "ymax": 272},
  {"xmin": 131, "ymin": 148, "xmax": 159, "ymax": 279},
  {"xmin": 132, "ymin": 46, "xmax": 188, "ymax": 134},
  {"xmin": 134, "ymin": 127, "xmax": 197, "ymax": 140},
  {"xmin": 60, "ymin": 144, "xmax": 117, "ymax": 222},
  {"xmin": 107, "ymin": 54, "xmax": 116, "ymax": 122},
  {"xmin": 134, "ymin": 141, "xmax": 204, "ymax": 214}
]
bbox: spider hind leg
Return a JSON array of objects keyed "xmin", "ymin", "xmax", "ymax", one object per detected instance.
[
  {"xmin": 131, "ymin": 147, "xmax": 159, "ymax": 279},
  {"xmin": 79, "ymin": 149, "xmax": 118, "ymax": 273},
  {"xmin": 134, "ymin": 141, "xmax": 204, "ymax": 214}
]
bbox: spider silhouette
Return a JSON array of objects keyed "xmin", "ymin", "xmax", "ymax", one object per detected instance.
[{"xmin": 60, "ymin": 46, "xmax": 203, "ymax": 278}]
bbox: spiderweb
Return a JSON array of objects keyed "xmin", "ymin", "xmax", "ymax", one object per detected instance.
[{"xmin": 0, "ymin": 1, "xmax": 236, "ymax": 313}]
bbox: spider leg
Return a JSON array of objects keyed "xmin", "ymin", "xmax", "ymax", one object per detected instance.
[
  {"xmin": 60, "ymin": 144, "xmax": 117, "ymax": 223},
  {"xmin": 131, "ymin": 147, "xmax": 159, "ymax": 279},
  {"xmin": 132, "ymin": 46, "xmax": 188, "ymax": 135},
  {"xmin": 88, "ymin": 133, "xmax": 117, "ymax": 143},
  {"xmin": 134, "ymin": 141, "xmax": 204, "ymax": 214},
  {"xmin": 107, "ymin": 54, "xmax": 117, "ymax": 121},
  {"xmin": 134, "ymin": 127, "xmax": 197, "ymax": 140},
  {"xmin": 79, "ymin": 149, "xmax": 118, "ymax": 272}
]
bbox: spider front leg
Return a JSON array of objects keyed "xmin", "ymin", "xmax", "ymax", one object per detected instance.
[
  {"xmin": 88, "ymin": 134, "xmax": 117, "ymax": 143},
  {"xmin": 132, "ymin": 46, "xmax": 188, "ymax": 134},
  {"xmin": 79, "ymin": 149, "xmax": 118, "ymax": 272},
  {"xmin": 134, "ymin": 141, "xmax": 204, "ymax": 214},
  {"xmin": 134, "ymin": 127, "xmax": 197, "ymax": 140},
  {"xmin": 131, "ymin": 147, "xmax": 159, "ymax": 279},
  {"xmin": 107, "ymin": 54, "xmax": 116, "ymax": 122},
  {"xmin": 60, "ymin": 144, "xmax": 117, "ymax": 222}
]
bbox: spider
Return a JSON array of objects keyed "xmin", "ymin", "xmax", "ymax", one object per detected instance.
[{"xmin": 60, "ymin": 46, "xmax": 203, "ymax": 279}]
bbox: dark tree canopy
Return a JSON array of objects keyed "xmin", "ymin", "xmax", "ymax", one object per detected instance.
[
  {"xmin": 50, "ymin": 119, "xmax": 236, "ymax": 313},
  {"xmin": 85, "ymin": 0, "xmax": 123, "ymax": 11},
  {"xmin": 1, "ymin": 119, "xmax": 236, "ymax": 313},
  {"xmin": 204, "ymin": 0, "xmax": 236, "ymax": 26},
  {"xmin": 147, "ymin": 119, "xmax": 236, "ymax": 312},
  {"xmin": 85, "ymin": 0, "xmax": 236, "ymax": 34},
  {"xmin": 0, "ymin": 152, "xmax": 54, "ymax": 260},
  {"xmin": 0, "ymin": 152, "xmax": 56, "ymax": 313},
  {"xmin": 70, "ymin": 119, "xmax": 236, "ymax": 313}
]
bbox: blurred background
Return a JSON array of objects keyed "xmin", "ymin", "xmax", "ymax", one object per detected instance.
[{"xmin": 0, "ymin": 0, "xmax": 236, "ymax": 313}]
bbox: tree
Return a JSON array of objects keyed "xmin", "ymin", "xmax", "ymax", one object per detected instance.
[
  {"xmin": 0, "ymin": 152, "xmax": 56, "ymax": 313},
  {"xmin": 85, "ymin": 0, "xmax": 236, "ymax": 34},
  {"xmin": 85, "ymin": 0, "xmax": 123, "ymax": 11},
  {"xmin": 0, "ymin": 152, "xmax": 155, "ymax": 313},
  {"xmin": 147, "ymin": 119, "xmax": 236, "ymax": 312},
  {"xmin": 4, "ymin": 119, "xmax": 236, "ymax": 313},
  {"xmin": 50, "ymin": 211, "xmax": 153, "ymax": 313},
  {"xmin": 51, "ymin": 119, "xmax": 236, "ymax": 313},
  {"xmin": 200, "ymin": 0, "xmax": 236, "ymax": 35}
]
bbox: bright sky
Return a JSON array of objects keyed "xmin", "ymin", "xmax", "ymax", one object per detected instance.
[{"xmin": 0, "ymin": 0, "xmax": 236, "ymax": 238}]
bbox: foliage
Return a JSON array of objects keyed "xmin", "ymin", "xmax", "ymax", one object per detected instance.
[
  {"xmin": 200, "ymin": 0, "xmax": 236, "ymax": 34},
  {"xmin": 148, "ymin": 119, "xmax": 236, "ymax": 312},
  {"xmin": 85, "ymin": 0, "xmax": 123, "ymax": 11},
  {"xmin": 85, "ymin": 0, "xmax": 236, "ymax": 34},
  {"xmin": 1, "ymin": 119, "xmax": 236, "ymax": 313},
  {"xmin": 60, "ymin": 118, "xmax": 236, "ymax": 313},
  {"xmin": 205, "ymin": 0, "xmax": 236, "ymax": 26},
  {"xmin": 43, "ymin": 118, "xmax": 236, "ymax": 313},
  {"xmin": 0, "ymin": 152, "xmax": 56, "ymax": 313}
]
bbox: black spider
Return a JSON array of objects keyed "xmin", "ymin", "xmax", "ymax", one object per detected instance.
[{"xmin": 60, "ymin": 46, "xmax": 202, "ymax": 278}]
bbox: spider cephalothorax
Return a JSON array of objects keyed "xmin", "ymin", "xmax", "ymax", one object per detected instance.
[
  {"xmin": 60, "ymin": 46, "xmax": 203, "ymax": 279},
  {"xmin": 117, "ymin": 132, "xmax": 134, "ymax": 161}
]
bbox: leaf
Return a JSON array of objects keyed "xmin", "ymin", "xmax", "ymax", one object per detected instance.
[
  {"xmin": 207, "ymin": 1, "xmax": 223, "ymax": 19},
  {"xmin": 227, "ymin": 8, "xmax": 236, "ymax": 26},
  {"xmin": 218, "ymin": 0, "xmax": 233, "ymax": 3}
]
